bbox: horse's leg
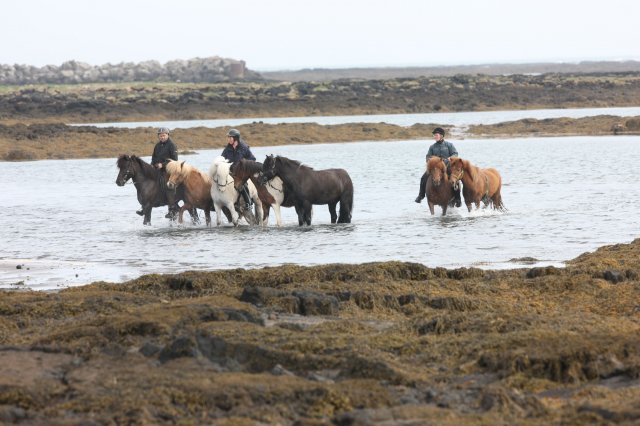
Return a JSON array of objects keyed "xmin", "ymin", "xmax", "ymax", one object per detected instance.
[
  {"xmin": 204, "ymin": 208, "xmax": 211, "ymax": 227},
  {"xmin": 428, "ymin": 201, "xmax": 435, "ymax": 215},
  {"xmin": 303, "ymin": 201, "xmax": 313, "ymax": 226},
  {"xmin": 273, "ymin": 204, "xmax": 283, "ymax": 227},
  {"xmin": 328, "ymin": 202, "xmax": 338, "ymax": 223},
  {"xmin": 214, "ymin": 202, "xmax": 223, "ymax": 226},
  {"xmin": 227, "ymin": 202, "xmax": 240, "ymax": 226},
  {"xmin": 492, "ymin": 191, "xmax": 505, "ymax": 211},
  {"xmin": 254, "ymin": 201, "xmax": 264, "ymax": 226},
  {"xmin": 295, "ymin": 203, "xmax": 305, "ymax": 226},
  {"xmin": 189, "ymin": 207, "xmax": 200, "ymax": 224},
  {"xmin": 178, "ymin": 205, "xmax": 186, "ymax": 224},
  {"xmin": 442, "ymin": 204, "xmax": 448, "ymax": 216},
  {"xmin": 262, "ymin": 203, "xmax": 271, "ymax": 225},
  {"xmin": 143, "ymin": 206, "xmax": 152, "ymax": 226}
]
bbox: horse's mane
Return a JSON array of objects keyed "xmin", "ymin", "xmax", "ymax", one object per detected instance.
[
  {"xmin": 426, "ymin": 156, "xmax": 445, "ymax": 174},
  {"xmin": 117, "ymin": 154, "xmax": 156, "ymax": 177},
  {"xmin": 461, "ymin": 158, "xmax": 479, "ymax": 182},
  {"xmin": 166, "ymin": 160, "xmax": 210, "ymax": 183},
  {"xmin": 277, "ymin": 155, "xmax": 313, "ymax": 171},
  {"xmin": 237, "ymin": 159, "xmax": 263, "ymax": 175}
]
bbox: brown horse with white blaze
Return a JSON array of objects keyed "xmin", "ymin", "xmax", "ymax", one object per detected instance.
[
  {"xmin": 448, "ymin": 157, "xmax": 506, "ymax": 212},
  {"xmin": 425, "ymin": 156, "xmax": 454, "ymax": 216}
]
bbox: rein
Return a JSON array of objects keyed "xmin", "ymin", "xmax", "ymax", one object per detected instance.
[
  {"xmin": 214, "ymin": 175, "xmax": 234, "ymax": 189},
  {"xmin": 268, "ymin": 180, "xmax": 283, "ymax": 193}
]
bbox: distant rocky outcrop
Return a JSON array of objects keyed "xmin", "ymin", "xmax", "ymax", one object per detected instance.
[{"xmin": 0, "ymin": 57, "xmax": 262, "ymax": 84}]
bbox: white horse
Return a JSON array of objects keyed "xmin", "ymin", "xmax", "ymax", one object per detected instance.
[{"xmin": 208, "ymin": 156, "xmax": 263, "ymax": 227}]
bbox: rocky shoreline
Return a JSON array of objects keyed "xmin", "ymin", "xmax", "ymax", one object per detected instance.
[{"xmin": 1, "ymin": 240, "xmax": 639, "ymax": 424}]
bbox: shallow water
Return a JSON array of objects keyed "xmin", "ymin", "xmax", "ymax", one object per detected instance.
[
  {"xmin": 79, "ymin": 106, "xmax": 640, "ymax": 129},
  {"xmin": 2, "ymin": 134, "xmax": 639, "ymax": 291}
]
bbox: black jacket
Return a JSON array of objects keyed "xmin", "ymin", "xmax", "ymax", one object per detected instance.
[
  {"xmin": 221, "ymin": 140, "xmax": 256, "ymax": 163},
  {"xmin": 151, "ymin": 138, "xmax": 178, "ymax": 166}
]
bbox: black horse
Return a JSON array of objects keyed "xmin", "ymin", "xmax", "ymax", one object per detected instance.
[
  {"xmin": 260, "ymin": 155, "xmax": 353, "ymax": 226},
  {"xmin": 115, "ymin": 154, "xmax": 196, "ymax": 225}
]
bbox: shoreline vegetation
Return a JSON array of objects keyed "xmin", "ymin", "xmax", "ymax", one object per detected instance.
[
  {"xmin": 1, "ymin": 115, "xmax": 640, "ymax": 161},
  {"xmin": 2, "ymin": 68, "xmax": 640, "ymax": 423},
  {"xmin": 1, "ymin": 240, "xmax": 639, "ymax": 424},
  {"xmin": 2, "ymin": 71, "xmax": 640, "ymax": 161}
]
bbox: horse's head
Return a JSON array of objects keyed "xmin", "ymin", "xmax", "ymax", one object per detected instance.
[
  {"xmin": 116, "ymin": 154, "xmax": 135, "ymax": 186},
  {"xmin": 259, "ymin": 155, "xmax": 277, "ymax": 185},
  {"xmin": 448, "ymin": 157, "xmax": 464, "ymax": 184},
  {"xmin": 165, "ymin": 160, "xmax": 185, "ymax": 190},
  {"xmin": 427, "ymin": 157, "xmax": 447, "ymax": 187}
]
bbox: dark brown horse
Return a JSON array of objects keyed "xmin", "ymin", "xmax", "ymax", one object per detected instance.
[
  {"xmin": 448, "ymin": 157, "xmax": 506, "ymax": 212},
  {"xmin": 230, "ymin": 159, "xmax": 303, "ymax": 226},
  {"xmin": 260, "ymin": 155, "xmax": 353, "ymax": 226},
  {"xmin": 115, "ymin": 154, "xmax": 196, "ymax": 225},
  {"xmin": 425, "ymin": 156, "xmax": 454, "ymax": 216}
]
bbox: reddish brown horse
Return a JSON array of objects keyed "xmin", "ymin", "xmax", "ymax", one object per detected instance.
[
  {"xmin": 165, "ymin": 160, "xmax": 214, "ymax": 226},
  {"xmin": 425, "ymin": 156, "xmax": 454, "ymax": 216},
  {"xmin": 449, "ymin": 157, "xmax": 506, "ymax": 212}
]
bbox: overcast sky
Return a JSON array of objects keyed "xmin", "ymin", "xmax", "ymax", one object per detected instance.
[{"xmin": 3, "ymin": 0, "xmax": 639, "ymax": 71}]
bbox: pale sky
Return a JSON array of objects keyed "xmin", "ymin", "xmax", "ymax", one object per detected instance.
[{"xmin": 3, "ymin": 0, "xmax": 639, "ymax": 71}]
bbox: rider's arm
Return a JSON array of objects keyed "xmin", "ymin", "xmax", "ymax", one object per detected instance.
[{"xmin": 448, "ymin": 142, "xmax": 459, "ymax": 158}]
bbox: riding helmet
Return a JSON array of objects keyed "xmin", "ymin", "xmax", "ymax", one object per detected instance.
[
  {"xmin": 227, "ymin": 129, "xmax": 241, "ymax": 138},
  {"xmin": 157, "ymin": 127, "xmax": 171, "ymax": 135},
  {"xmin": 432, "ymin": 127, "xmax": 445, "ymax": 136}
]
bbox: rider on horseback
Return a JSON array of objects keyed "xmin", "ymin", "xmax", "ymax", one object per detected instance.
[
  {"xmin": 221, "ymin": 129, "xmax": 256, "ymax": 211},
  {"xmin": 415, "ymin": 127, "xmax": 462, "ymax": 208},
  {"xmin": 136, "ymin": 127, "xmax": 179, "ymax": 218}
]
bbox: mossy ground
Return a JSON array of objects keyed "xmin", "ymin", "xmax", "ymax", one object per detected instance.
[{"xmin": 1, "ymin": 240, "xmax": 639, "ymax": 424}]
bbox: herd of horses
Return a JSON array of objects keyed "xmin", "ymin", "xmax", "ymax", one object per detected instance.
[
  {"xmin": 115, "ymin": 152, "xmax": 504, "ymax": 226},
  {"xmin": 115, "ymin": 154, "xmax": 354, "ymax": 226}
]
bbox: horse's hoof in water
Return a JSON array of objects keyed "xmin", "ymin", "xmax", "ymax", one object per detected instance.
[{"xmin": 136, "ymin": 210, "xmax": 144, "ymax": 216}]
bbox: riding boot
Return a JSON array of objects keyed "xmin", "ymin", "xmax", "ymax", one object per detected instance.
[
  {"xmin": 136, "ymin": 208, "xmax": 144, "ymax": 216},
  {"xmin": 415, "ymin": 173, "xmax": 427, "ymax": 203},
  {"xmin": 242, "ymin": 184, "xmax": 252, "ymax": 206}
]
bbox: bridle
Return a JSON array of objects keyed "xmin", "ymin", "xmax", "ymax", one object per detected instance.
[
  {"xmin": 214, "ymin": 174, "xmax": 234, "ymax": 190},
  {"xmin": 118, "ymin": 160, "xmax": 135, "ymax": 184}
]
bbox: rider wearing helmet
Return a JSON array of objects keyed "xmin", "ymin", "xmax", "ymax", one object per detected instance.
[
  {"xmin": 415, "ymin": 127, "xmax": 462, "ymax": 208},
  {"xmin": 221, "ymin": 128, "xmax": 256, "ymax": 209},
  {"xmin": 136, "ymin": 127, "xmax": 179, "ymax": 217}
]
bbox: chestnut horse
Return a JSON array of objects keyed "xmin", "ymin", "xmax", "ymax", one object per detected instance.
[
  {"xmin": 425, "ymin": 156, "xmax": 454, "ymax": 216},
  {"xmin": 165, "ymin": 160, "xmax": 216, "ymax": 226},
  {"xmin": 448, "ymin": 157, "xmax": 506, "ymax": 212},
  {"xmin": 230, "ymin": 159, "xmax": 305, "ymax": 226},
  {"xmin": 115, "ymin": 154, "xmax": 196, "ymax": 225},
  {"xmin": 260, "ymin": 155, "xmax": 353, "ymax": 226}
]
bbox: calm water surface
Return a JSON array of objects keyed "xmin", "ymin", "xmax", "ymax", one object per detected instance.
[
  {"xmin": 2, "ymin": 135, "xmax": 639, "ymax": 291},
  {"xmin": 80, "ymin": 106, "xmax": 640, "ymax": 130}
]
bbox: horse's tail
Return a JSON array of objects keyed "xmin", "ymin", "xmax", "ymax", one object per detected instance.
[
  {"xmin": 492, "ymin": 191, "xmax": 507, "ymax": 212},
  {"xmin": 338, "ymin": 172, "xmax": 354, "ymax": 223}
]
